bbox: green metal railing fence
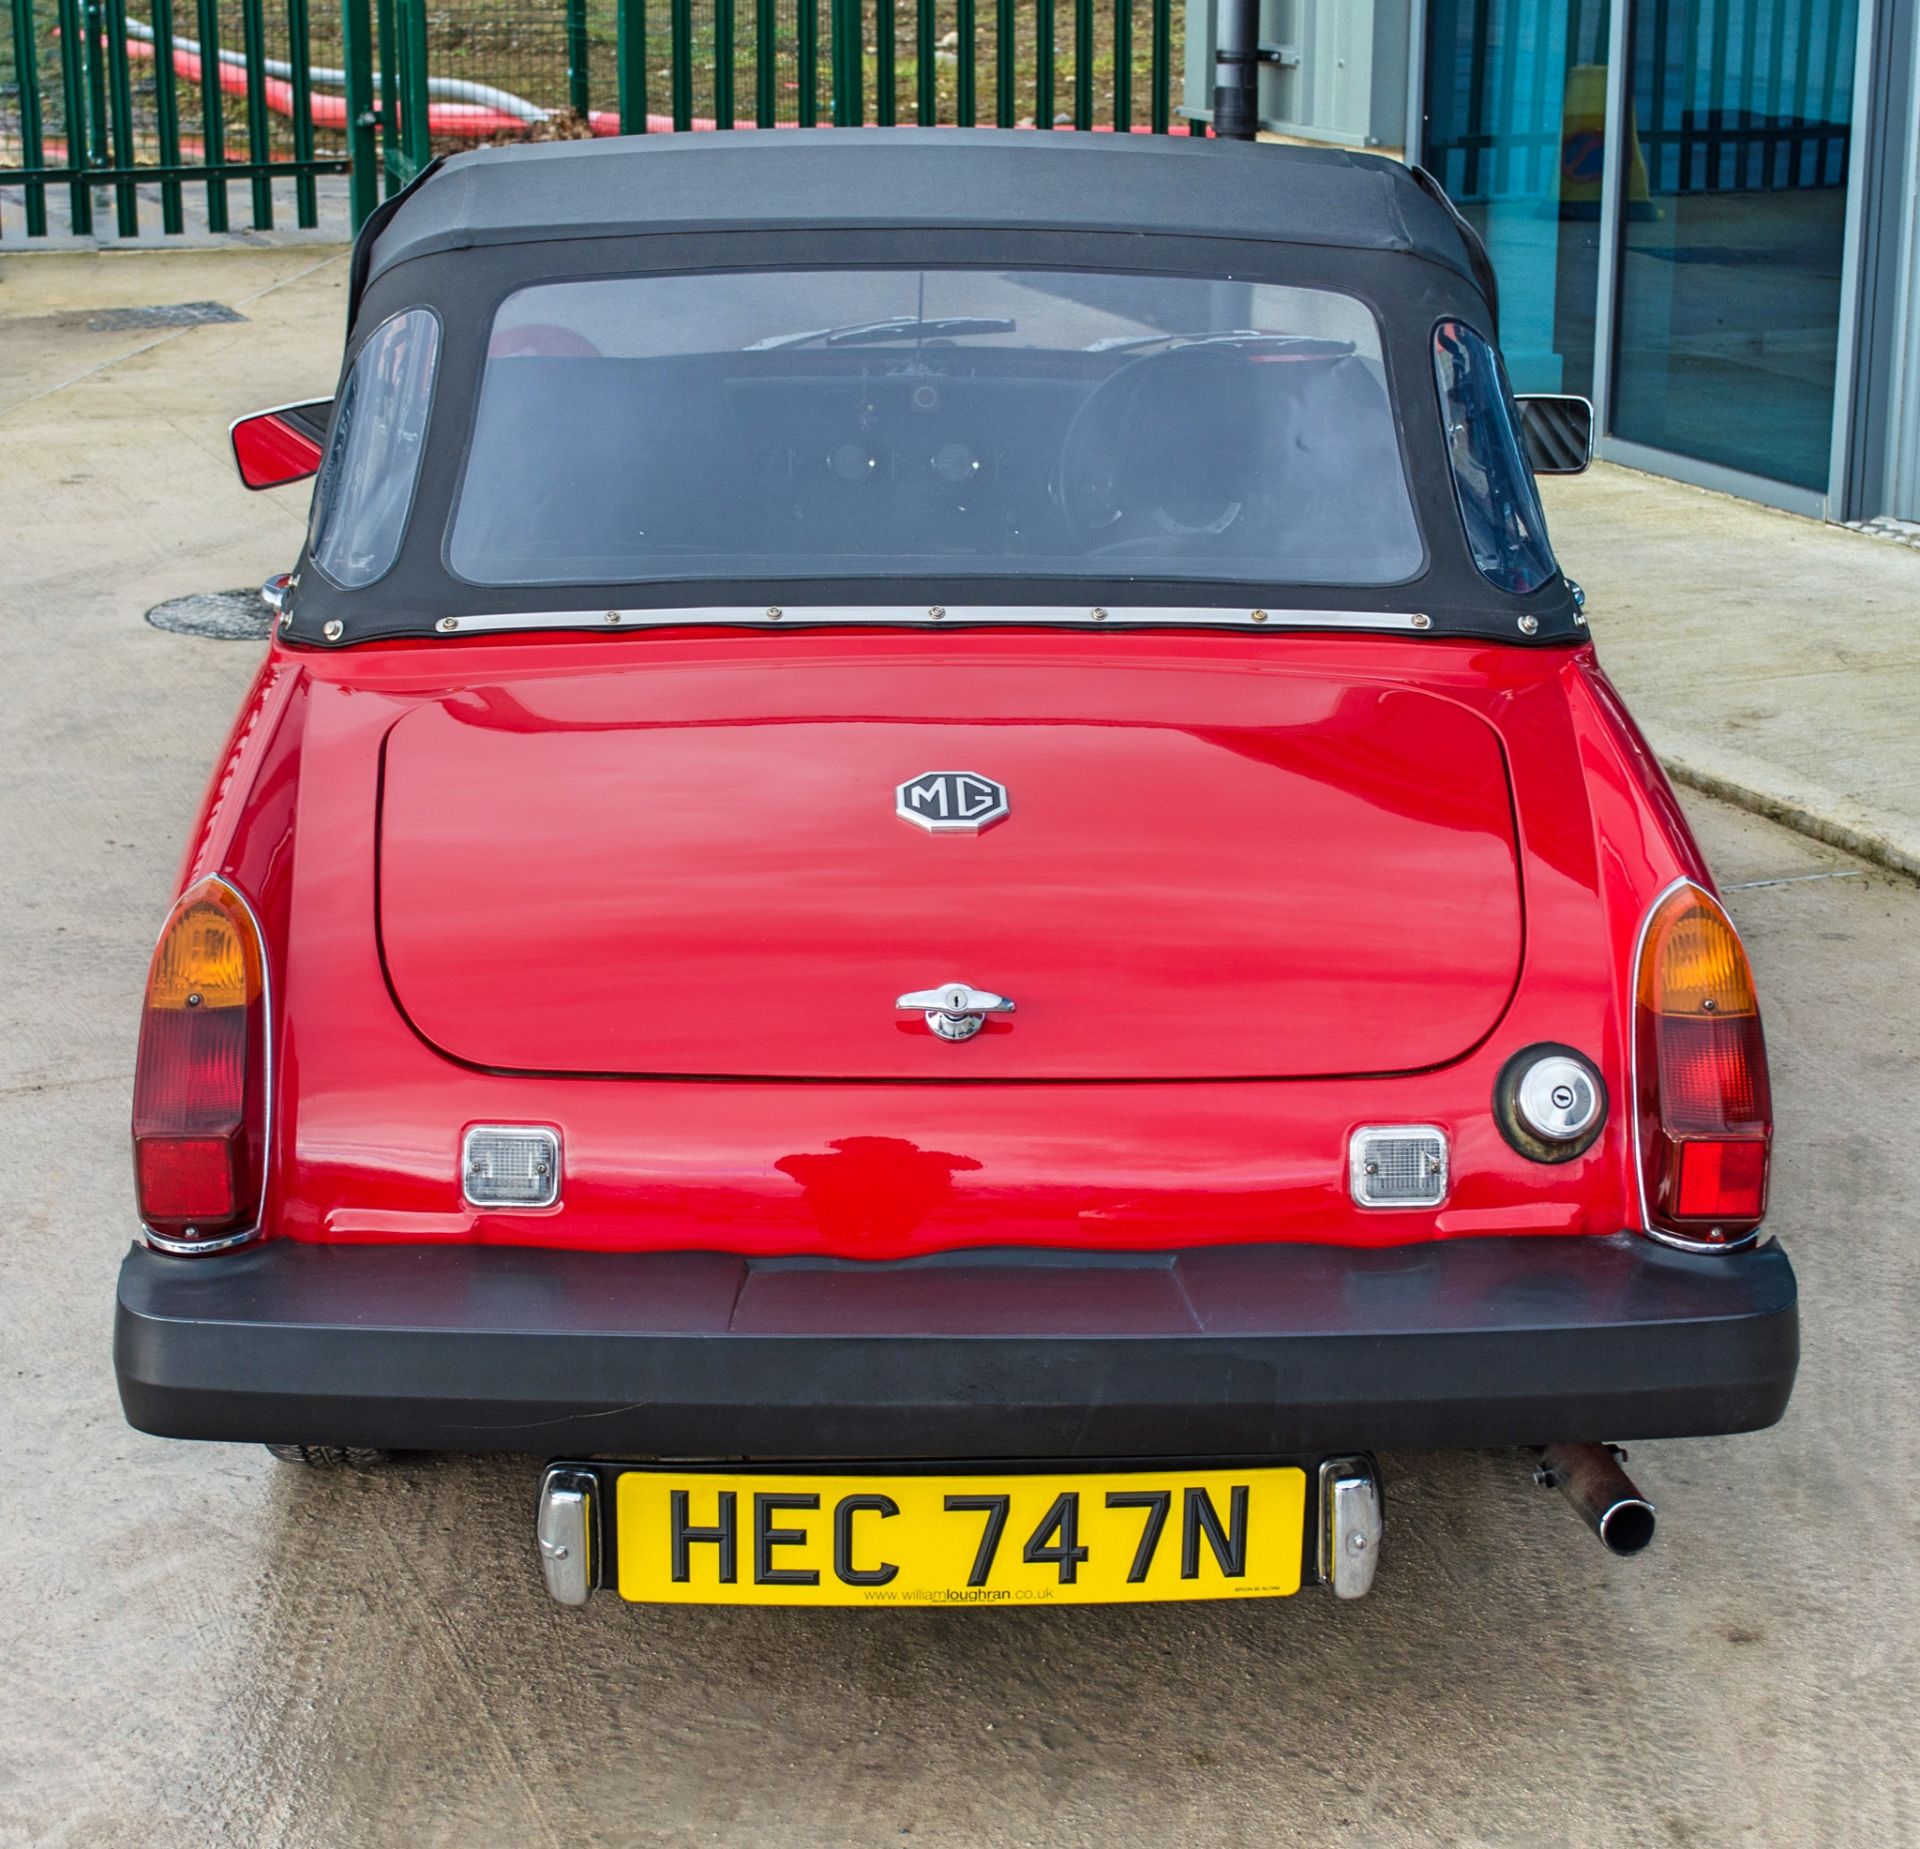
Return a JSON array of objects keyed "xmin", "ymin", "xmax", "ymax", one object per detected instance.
[
  {"xmin": 3, "ymin": 0, "xmax": 1193, "ymax": 238},
  {"xmin": 369, "ymin": 0, "xmax": 1198, "ymax": 153},
  {"xmin": 1, "ymin": 0, "xmax": 351, "ymax": 235}
]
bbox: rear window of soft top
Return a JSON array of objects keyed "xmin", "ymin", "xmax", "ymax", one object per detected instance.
[{"xmin": 443, "ymin": 266, "xmax": 1426, "ymax": 591}]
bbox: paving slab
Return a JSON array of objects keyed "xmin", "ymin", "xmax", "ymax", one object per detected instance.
[{"xmin": 1543, "ymin": 463, "xmax": 1920, "ymax": 879}]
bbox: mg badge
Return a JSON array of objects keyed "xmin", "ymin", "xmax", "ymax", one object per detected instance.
[{"xmin": 895, "ymin": 770, "xmax": 1009, "ymax": 834}]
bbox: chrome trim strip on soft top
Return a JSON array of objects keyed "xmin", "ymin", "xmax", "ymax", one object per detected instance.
[{"xmin": 430, "ymin": 604, "xmax": 1434, "ymax": 637}]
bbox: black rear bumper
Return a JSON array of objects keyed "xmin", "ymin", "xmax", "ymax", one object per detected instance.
[{"xmin": 114, "ymin": 1233, "xmax": 1798, "ymax": 1458}]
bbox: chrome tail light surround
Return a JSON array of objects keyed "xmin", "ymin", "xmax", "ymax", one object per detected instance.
[
  {"xmin": 1629, "ymin": 878, "xmax": 1772, "ymax": 1254},
  {"xmin": 134, "ymin": 875, "xmax": 272, "ymax": 1257}
]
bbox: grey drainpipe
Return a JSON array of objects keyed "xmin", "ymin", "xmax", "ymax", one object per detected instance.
[{"xmin": 1212, "ymin": 0, "xmax": 1259, "ymax": 139}]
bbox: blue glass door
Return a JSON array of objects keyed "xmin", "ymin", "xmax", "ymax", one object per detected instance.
[
  {"xmin": 1609, "ymin": 0, "xmax": 1859, "ymax": 490},
  {"xmin": 1423, "ymin": 0, "xmax": 1615, "ymax": 397}
]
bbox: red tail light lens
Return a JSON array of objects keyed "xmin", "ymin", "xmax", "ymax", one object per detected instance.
[
  {"xmin": 1634, "ymin": 883, "xmax": 1771, "ymax": 1243},
  {"xmin": 132, "ymin": 879, "xmax": 268, "ymax": 1248}
]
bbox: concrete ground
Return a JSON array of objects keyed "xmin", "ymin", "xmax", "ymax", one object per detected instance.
[
  {"xmin": 1540, "ymin": 470, "xmax": 1920, "ymax": 881},
  {"xmin": 3, "ymin": 245, "xmax": 1918, "ymax": 1848}
]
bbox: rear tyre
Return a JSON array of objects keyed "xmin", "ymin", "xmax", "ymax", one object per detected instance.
[{"xmin": 264, "ymin": 1444, "xmax": 395, "ymax": 1469}]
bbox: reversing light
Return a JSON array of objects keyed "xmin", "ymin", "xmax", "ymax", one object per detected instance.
[
  {"xmin": 1348, "ymin": 1126, "xmax": 1449, "ymax": 1209},
  {"xmin": 1633, "ymin": 882, "xmax": 1772, "ymax": 1246},
  {"xmin": 132, "ymin": 878, "xmax": 269, "ymax": 1253},
  {"xmin": 463, "ymin": 1126, "xmax": 562, "ymax": 1209}
]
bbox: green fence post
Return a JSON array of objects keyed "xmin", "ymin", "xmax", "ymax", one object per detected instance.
[
  {"xmin": 149, "ymin": 0, "xmax": 185, "ymax": 231},
  {"xmin": 341, "ymin": 0, "xmax": 377, "ymax": 224},
  {"xmin": 239, "ymin": 0, "xmax": 273, "ymax": 224},
  {"xmin": 912, "ymin": 0, "xmax": 930, "ymax": 122},
  {"xmin": 874, "ymin": 0, "xmax": 895, "ymax": 125},
  {"xmin": 83, "ymin": 0, "xmax": 112, "ymax": 215},
  {"xmin": 855, "ymin": 0, "xmax": 868, "ymax": 124},
  {"xmin": 102, "ymin": 0, "xmax": 139, "ymax": 232},
  {"xmin": 1034, "ymin": 0, "xmax": 1053, "ymax": 126},
  {"xmin": 192, "ymin": 0, "xmax": 226, "ymax": 227},
  {"xmin": 1148, "ymin": 0, "xmax": 1167, "ymax": 131},
  {"xmin": 1112, "ymin": 0, "xmax": 1129, "ymax": 128},
  {"xmin": 954, "ymin": 0, "xmax": 973, "ymax": 123},
  {"xmin": 797, "ymin": 0, "xmax": 817, "ymax": 125},
  {"xmin": 715, "ymin": 0, "xmax": 734, "ymax": 126},
  {"xmin": 831, "ymin": 0, "xmax": 860, "ymax": 123},
  {"xmin": 1071, "ymin": 0, "xmax": 1089, "ymax": 127},
  {"xmin": 825, "ymin": 0, "xmax": 839, "ymax": 121},
  {"xmin": 55, "ymin": 0, "xmax": 92, "ymax": 231},
  {"xmin": 565, "ymin": 0, "xmax": 589, "ymax": 117},
  {"xmin": 396, "ymin": 0, "xmax": 430, "ymax": 181},
  {"xmin": 828, "ymin": 0, "xmax": 843, "ymax": 123},
  {"xmin": 617, "ymin": 0, "xmax": 646, "ymax": 130},
  {"xmin": 753, "ymin": 0, "xmax": 774, "ymax": 125},
  {"xmin": 9, "ymin": 0, "xmax": 50, "ymax": 234},
  {"xmin": 286, "ymin": 0, "xmax": 317, "ymax": 226},
  {"xmin": 669, "ymin": 0, "xmax": 691, "ymax": 128},
  {"xmin": 376, "ymin": 0, "xmax": 401, "ymax": 188},
  {"xmin": 994, "ymin": 0, "xmax": 1012, "ymax": 123}
]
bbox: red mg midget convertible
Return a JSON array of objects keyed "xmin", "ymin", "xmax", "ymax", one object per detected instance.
[{"xmin": 116, "ymin": 132, "xmax": 1797, "ymax": 1608}]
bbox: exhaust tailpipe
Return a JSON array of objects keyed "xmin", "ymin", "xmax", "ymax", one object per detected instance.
[{"xmin": 1536, "ymin": 1443, "xmax": 1656, "ymax": 1556}]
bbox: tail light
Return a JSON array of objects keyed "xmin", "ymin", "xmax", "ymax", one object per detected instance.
[
  {"xmin": 132, "ymin": 878, "xmax": 269, "ymax": 1252},
  {"xmin": 1633, "ymin": 882, "xmax": 1771, "ymax": 1246}
]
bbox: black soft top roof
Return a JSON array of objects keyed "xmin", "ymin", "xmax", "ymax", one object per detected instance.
[
  {"xmin": 306, "ymin": 129, "xmax": 1571, "ymax": 648},
  {"xmin": 364, "ymin": 130, "xmax": 1486, "ymax": 292}
]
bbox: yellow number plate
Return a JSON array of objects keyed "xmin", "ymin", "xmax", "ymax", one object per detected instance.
[{"xmin": 614, "ymin": 1465, "xmax": 1305, "ymax": 1606}]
